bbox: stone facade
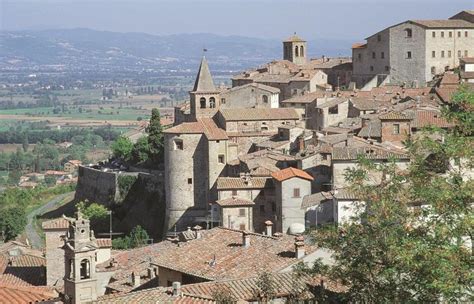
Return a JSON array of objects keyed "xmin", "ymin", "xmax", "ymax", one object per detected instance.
[
  {"xmin": 283, "ymin": 34, "xmax": 307, "ymax": 65},
  {"xmin": 44, "ymin": 224, "xmax": 68, "ymax": 286},
  {"xmin": 219, "ymin": 83, "xmax": 280, "ymax": 109}
]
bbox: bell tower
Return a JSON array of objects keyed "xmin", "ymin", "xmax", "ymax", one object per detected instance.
[
  {"xmin": 283, "ymin": 33, "xmax": 307, "ymax": 65},
  {"xmin": 190, "ymin": 56, "xmax": 221, "ymax": 120},
  {"xmin": 63, "ymin": 210, "xmax": 98, "ymax": 304}
]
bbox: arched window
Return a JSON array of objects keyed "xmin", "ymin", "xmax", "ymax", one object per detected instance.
[
  {"xmin": 262, "ymin": 95, "xmax": 268, "ymax": 104},
  {"xmin": 405, "ymin": 28, "xmax": 412, "ymax": 38},
  {"xmin": 300, "ymin": 45, "xmax": 304, "ymax": 57},
  {"xmin": 209, "ymin": 97, "xmax": 216, "ymax": 108},
  {"xmin": 80, "ymin": 259, "xmax": 90, "ymax": 279},
  {"xmin": 200, "ymin": 97, "xmax": 206, "ymax": 109},
  {"xmin": 295, "ymin": 46, "xmax": 299, "ymax": 57}
]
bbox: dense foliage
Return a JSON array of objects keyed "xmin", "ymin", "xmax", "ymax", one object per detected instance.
[
  {"xmin": 298, "ymin": 86, "xmax": 473, "ymax": 302},
  {"xmin": 112, "ymin": 225, "xmax": 150, "ymax": 249}
]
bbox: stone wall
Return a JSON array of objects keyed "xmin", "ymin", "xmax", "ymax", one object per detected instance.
[
  {"xmin": 45, "ymin": 229, "xmax": 67, "ymax": 286},
  {"xmin": 75, "ymin": 166, "xmax": 118, "ymax": 206}
]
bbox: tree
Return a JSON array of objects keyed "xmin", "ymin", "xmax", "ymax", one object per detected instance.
[
  {"xmin": 111, "ymin": 136, "xmax": 133, "ymax": 161},
  {"xmin": 22, "ymin": 133, "xmax": 29, "ymax": 152},
  {"xmin": 146, "ymin": 108, "xmax": 164, "ymax": 164},
  {"xmin": 301, "ymin": 86, "xmax": 473, "ymax": 302},
  {"xmin": 0, "ymin": 207, "xmax": 27, "ymax": 241},
  {"xmin": 131, "ymin": 136, "xmax": 150, "ymax": 164},
  {"xmin": 76, "ymin": 201, "xmax": 109, "ymax": 221},
  {"xmin": 129, "ymin": 225, "xmax": 149, "ymax": 248},
  {"xmin": 211, "ymin": 285, "xmax": 236, "ymax": 303}
]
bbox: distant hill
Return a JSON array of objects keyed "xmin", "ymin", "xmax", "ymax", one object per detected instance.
[{"xmin": 0, "ymin": 28, "xmax": 352, "ymax": 72}]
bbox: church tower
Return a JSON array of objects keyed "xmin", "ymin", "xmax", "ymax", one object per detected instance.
[
  {"xmin": 190, "ymin": 56, "xmax": 221, "ymax": 120},
  {"xmin": 283, "ymin": 34, "xmax": 307, "ymax": 65},
  {"xmin": 63, "ymin": 211, "xmax": 98, "ymax": 304}
]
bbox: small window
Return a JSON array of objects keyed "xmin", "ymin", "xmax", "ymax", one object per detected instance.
[
  {"xmin": 432, "ymin": 31, "xmax": 436, "ymax": 38},
  {"xmin": 458, "ymin": 50, "xmax": 462, "ymax": 58},
  {"xmin": 441, "ymin": 31, "xmax": 444, "ymax": 38},
  {"xmin": 80, "ymin": 259, "xmax": 90, "ymax": 280},
  {"xmin": 293, "ymin": 188, "xmax": 300, "ymax": 198},
  {"xmin": 406, "ymin": 51, "xmax": 412, "ymax": 59},
  {"xmin": 370, "ymin": 66, "xmax": 374, "ymax": 72},
  {"xmin": 448, "ymin": 51, "xmax": 451, "ymax": 58},
  {"xmin": 465, "ymin": 31, "xmax": 468, "ymax": 37},
  {"xmin": 465, "ymin": 50, "xmax": 469, "ymax": 57},
  {"xmin": 261, "ymin": 126, "xmax": 268, "ymax": 131},
  {"xmin": 239, "ymin": 208, "xmax": 246, "ymax": 217},
  {"xmin": 328, "ymin": 105, "xmax": 338, "ymax": 114},
  {"xmin": 293, "ymin": 89, "xmax": 298, "ymax": 96},
  {"xmin": 200, "ymin": 97, "xmax": 206, "ymax": 109},
  {"xmin": 262, "ymin": 95, "xmax": 268, "ymax": 104},
  {"xmin": 174, "ymin": 139, "xmax": 183, "ymax": 150},
  {"xmin": 431, "ymin": 66, "xmax": 436, "ymax": 75},
  {"xmin": 232, "ymin": 190, "xmax": 238, "ymax": 196},
  {"xmin": 209, "ymin": 97, "xmax": 216, "ymax": 108},
  {"xmin": 432, "ymin": 51, "xmax": 436, "ymax": 58},
  {"xmin": 372, "ymin": 52, "xmax": 376, "ymax": 59},
  {"xmin": 405, "ymin": 28, "xmax": 412, "ymax": 38},
  {"xmin": 385, "ymin": 66, "xmax": 390, "ymax": 72},
  {"xmin": 188, "ymin": 178, "xmax": 192, "ymax": 184},
  {"xmin": 393, "ymin": 124, "xmax": 400, "ymax": 135},
  {"xmin": 377, "ymin": 34, "xmax": 381, "ymax": 42},
  {"xmin": 381, "ymin": 52, "xmax": 384, "ymax": 59},
  {"xmin": 458, "ymin": 31, "xmax": 461, "ymax": 38},
  {"xmin": 239, "ymin": 224, "xmax": 246, "ymax": 230},
  {"xmin": 448, "ymin": 31, "xmax": 452, "ymax": 38},
  {"xmin": 259, "ymin": 205, "xmax": 265, "ymax": 215},
  {"xmin": 358, "ymin": 53, "xmax": 362, "ymax": 60},
  {"xmin": 221, "ymin": 98, "xmax": 226, "ymax": 104},
  {"xmin": 218, "ymin": 154, "xmax": 225, "ymax": 164},
  {"xmin": 441, "ymin": 51, "xmax": 445, "ymax": 58}
]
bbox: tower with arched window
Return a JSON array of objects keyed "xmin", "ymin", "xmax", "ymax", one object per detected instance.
[
  {"xmin": 63, "ymin": 210, "xmax": 98, "ymax": 304},
  {"xmin": 190, "ymin": 56, "xmax": 221, "ymax": 120},
  {"xmin": 283, "ymin": 33, "xmax": 307, "ymax": 65}
]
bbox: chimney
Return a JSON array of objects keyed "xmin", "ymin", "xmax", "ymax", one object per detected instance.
[
  {"xmin": 242, "ymin": 231, "xmax": 250, "ymax": 248},
  {"xmin": 172, "ymin": 281, "xmax": 181, "ymax": 296},
  {"xmin": 147, "ymin": 267, "xmax": 156, "ymax": 279},
  {"xmin": 264, "ymin": 221, "xmax": 273, "ymax": 236},
  {"xmin": 295, "ymin": 235, "xmax": 305, "ymax": 259},
  {"xmin": 132, "ymin": 272, "xmax": 140, "ymax": 287},
  {"xmin": 297, "ymin": 136, "xmax": 305, "ymax": 152},
  {"xmin": 193, "ymin": 225, "xmax": 202, "ymax": 239}
]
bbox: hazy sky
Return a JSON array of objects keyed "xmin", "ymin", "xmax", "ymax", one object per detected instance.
[{"xmin": 1, "ymin": 0, "xmax": 473, "ymax": 40}]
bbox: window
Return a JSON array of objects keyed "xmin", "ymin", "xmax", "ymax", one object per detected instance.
[
  {"xmin": 381, "ymin": 52, "xmax": 385, "ymax": 59},
  {"xmin": 465, "ymin": 31, "xmax": 468, "ymax": 37},
  {"xmin": 405, "ymin": 28, "xmax": 412, "ymax": 38},
  {"xmin": 259, "ymin": 205, "xmax": 265, "ymax": 215},
  {"xmin": 372, "ymin": 52, "xmax": 376, "ymax": 59},
  {"xmin": 449, "ymin": 31, "xmax": 452, "ymax": 38},
  {"xmin": 221, "ymin": 98, "xmax": 226, "ymax": 104},
  {"xmin": 406, "ymin": 51, "xmax": 412, "ymax": 59},
  {"xmin": 80, "ymin": 259, "xmax": 90, "ymax": 279},
  {"xmin": 441, "ymin": 31, "xmax": 444, "ymax": 38},
  {"xmin": 300, "ymin": 45, "xmax": 304, "ymax": 57},
  {"xmin": 293, "ymin": 188, "xmax": 300, "ymax": 198},
  {"xmin": 432, "ymin": 51, "xmax": 436, "ymax": 58},
  {"xmin": 441, "ymin": 50, "xmax": 445, "ymax": 58},
  {"xmin": 465, "ymin": 50, "xmax": 469, "ymax": 57},
  {"xmin": 262, "ymin": 95, "xmax": 268, "ymax": 104},
  {"xmin": 385, "ymin": 66, "xmax": 390, "ymax": 72},
  {"xmin": 209, "ymin": 97, "xmax": 216, "ymax": 108},
  {"xmin": 448, "ymin": 50, "xmax": 452, "ymax": 58},
  {"xmin": 295, "ymin": 46, "xmax": 299, "ymax": 57},
  {"xmin": 293, "ymin": 89, "xmax": 298, "ymax": 96},
  {"xmin": 239, "ymin": 208, "xmax": 246, "ymax": 217},
  {"xmin": 239, "ymin": 224, "xmax": 246, "ymax": 230},
  {"xmin": 188, "ymin": 178, "xmax": 192, "ymax": 184},
  {"xmin": 458, "ymin": 31, "xmax": 461, "ymax": 38},
  {"xmin": 200, "ymin": 97, "xmax": 206, "ymax": 109},
  {"xmin": 358, "ymin": 53, "xmax": 362, "ymax": 60},
  {"xmin": 432, "ymin": 31, "xmax": 436, "ymax": 38},
  {"xmin": 370, "ymin": 66, "xmax": 374, "ymax": 72},
  {"xmin": 328, "ymin": 105, "xmax": 338, "ymax": 114},
  {"xmin": 218, "ymin": 154, "xmax": 225, "ymax": 164},
  {"xmin": 377, "ymin": 34, "xmax": 381, "ymax": 42},
  {"xmin": 174, "ymin": 139, "xmax": 183, "ymax": 150},
  {"xmin": 393, "ymin": 124, "xmax": 400, "ymax": 135},
  {"xmin": 232, "ymin": 190, "xmax": 238, "ymax": 196},
  {"xmin": 458, "ymin": 50, "xmax": 462, "ymax": 58}
]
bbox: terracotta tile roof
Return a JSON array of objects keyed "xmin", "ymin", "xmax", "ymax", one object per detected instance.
[
  {"xmin": 302, "ymin": 188, "xmax": 360, "ymax": 209},
  {"xmin": 410, "ymin": 19, "xmax": 474, "ymax": 28},
  {"xmin": 219, "ymin": 108, "xmax": 299, "ymax": 121},
  {"xmin": 411, "ymin": 110, "xmax": 454, "ymax": 129},
  {"xmin": 271, "ymin": 167, "xmax": 314, "ymax": 182},
  {"xmin": 315, "ymin": 98, "xmax": 347, "ymax": 109},
  {"xmin": 41, "ymin": 218, "xmax": 69, "ymax": 230},
  {"xmin": 164, "ymin": 121, "xmax": 206, "ymax": 135},
  {"xmin": 44, "ymin": 170, "xmax": 67, "ymax": 176},
  {"xmin": 352, "ymin": 43, "xmax": 367, "ymax": 49},
  {"xmin": 67, "ymin": 159, "xmax": 82, "ymax": 165},
  {"xmin": 440, "ymin": 73, "xmax": 460, "ymax": 87},
  {"xmin": 332, "ymin": 146, "xmax": 409, "ymax": 161},
  {"xmin": 460, "ymin": 71, "xmax": 474, "ymax": 79},
  {"xmin": 358, "ymin": 119, "xmax": 382, "ymax": 138},
  {"xmin": 96, "ymin": 238, "xmax": 112, "ymax": 248},
  {"xmin": 280, "ymin": 91, "xmax": 324, "ymax": 104},
  {"xmin": 379, "ymin": 111, "xmax": 413, "ymax": 120},
  {"xmin": 95, "ymin": 286, "xmax": 212, "ymax": 303},
  {"xmin": 152, "ymin": 227, "xmax": 317, "ymax": 281},
  {"xmin": 164, "ymin": 119, "xmax": 228, "ymax": 140},
  {"xmin": 284, "ymin": 34, "xmax": 306, "ymax": 42},
  {"xmin": 0, "ymin": 283, "xmax": 57, "ymax": 304},
  {"xmin": 215, "ymin": 197, "xmax": 255, "ymax": 207},
  {"xmin": 216, "ymin": 177, "xmax": 273, "ymax": 190},
  {"xmin": 460, "ymin": 57, "xmax": 474, "ymax": 64},
  {"xmin": 435, "ymin": 87, "xmax": 458, "ymax": 103},
  {"xmin": 223, "ymin": 82, "xmax": 280, "ymax": 94}
]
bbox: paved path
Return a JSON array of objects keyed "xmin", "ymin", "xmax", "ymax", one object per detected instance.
[{"xmin": 25, "ymin": 192, "xmax": 74, "ymax": 249}]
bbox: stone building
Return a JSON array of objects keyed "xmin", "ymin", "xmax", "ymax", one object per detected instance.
[
  {"xmin": 219, "ymin": 83, "xmax": 280, "ymax": 109},
  {"xmin": 283, "ymin": 34, "xmax": 307, "ymax": 65},
  {"xmin": 352, "ymin": 10, "xmax": 474, "ymax": 87},
  {"xmin": 460, "ymin": 57, "xmax": 474, "ymax": 83},
  {"xmin": 306, "ymin": 97, "xmax": 350, "ymax": 131}
]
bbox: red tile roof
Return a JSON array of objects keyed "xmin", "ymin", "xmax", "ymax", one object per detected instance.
[
  {"xmin": 352, "ymin": 43, "xmax": 367, "ymax": 49},
  {"xmin": 216, "ymin": 177, "xmax": 273, "ymax": 190},
  {"xmin": 164, "ymin": 119, "xmax": 228, "ymax": 140},
  {"xmin": 219, "ymin": 108, "xmax": 299, "ymax": 122},
  {"xmin": 0, "ymin": 283, "xmax": 57, "ymax": 304},
  {"xmin": 215, "ymin": 197, "xmax": 255, "ymax": 207},
  {"xmin": 271, "ymin": 167, "xmax": 314, "ymax": 182},
  {"xmin": 41, "ymin": 218, "xmax": 69, "ymax": 230},
  {"xmin": 412, "ymin": 110, "xmax": 453, "ymax": 129},
  {"xmin": 96, "ymin": 238, "xmax": 112, "ymax": 248}
]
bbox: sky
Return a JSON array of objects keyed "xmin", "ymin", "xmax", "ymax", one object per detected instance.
[{"xmin": 1, "ymin": 0, "xmax": 473, "ymax": 40}]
